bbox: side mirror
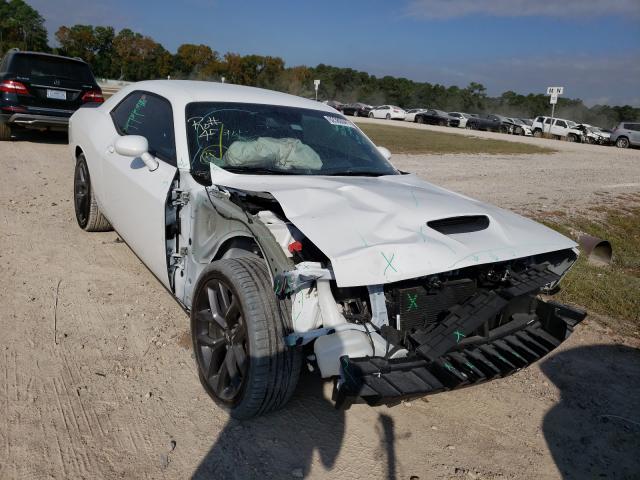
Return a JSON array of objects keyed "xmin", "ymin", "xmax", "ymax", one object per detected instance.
[
  {"xmin": 114, "ymin": 135, "xmax": 159, "ymax": 171},
  {"xmin": 377, "ymin": 146, "xmax": 392, "ymax": 160}
]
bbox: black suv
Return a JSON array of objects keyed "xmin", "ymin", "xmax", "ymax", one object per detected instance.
[{"xmin": 0, "ymin": 49, "xmax": 103, "ymax": 140}]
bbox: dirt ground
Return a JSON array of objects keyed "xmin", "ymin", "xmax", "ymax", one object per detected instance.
[{"xmin": 1, "ymin": 131, "xmax": 639, "ymax": 480}]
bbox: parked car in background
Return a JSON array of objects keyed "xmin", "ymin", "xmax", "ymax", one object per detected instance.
[
  {"xmin": 574, "ymin": 124, "xmax": 610, "ymax": 145},
  {"xmin": 404, "ymin": 108, "xmax": 427, "ymax": 122},
  {"xmin": 414, "ymin": 109, "xmax": 456, "ymax": 126},
  {"xmin": 341, "ymin": 102, "xmax": 372, "ymax": 117},
  {"xmin": 369, "ymin": 105, "xmax": 406, "ymax": 120},
  {"xmin": 506, "ymin": 118, "xmax": 533, "ymax": 136},
  {"xmin": 448, "ymin": 112, "xmax": 473, "ymax": 128},
  {"xmin": 322, "ymin": 100, "xmax": 344, "ymax": 112},
  {"xmin": 610, "ymin": 122, "xmax": 640, "ymax": 148},
  {"xmin": 531, "ymin": 116, "xmax": 583, "ymax": 142},
  {"xmin": 0, "ymin": 49, "xmax": 103, "ymax": 140},
  {"xmin": 466, "ymin": 114, "xmax": 503, "ymax": 132}
]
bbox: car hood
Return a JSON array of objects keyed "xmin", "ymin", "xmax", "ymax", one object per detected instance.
[{"xmin": 210, "ymin": 168, "xmax": 577, "ymax": 287}]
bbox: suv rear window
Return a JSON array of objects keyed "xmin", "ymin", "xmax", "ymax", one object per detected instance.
[
  {"xmin": 623, "ymin": 123, "xmax": 640, "ymax": 131},
  {"xmin": 8, "ymin": 54, "xmax": 94, "ymax": 83}
]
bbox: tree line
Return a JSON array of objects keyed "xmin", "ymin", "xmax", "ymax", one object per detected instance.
[{"xmin": 1, "ymin": 0, "xmax": 637, "ymax": 127}]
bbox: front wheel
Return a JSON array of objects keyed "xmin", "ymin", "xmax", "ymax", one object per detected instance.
[
  {"xmin": 353, "ymin": 110, "xmax": 358, "ymax": 117},
  {"xmin": 385, "ymin": 113, "xmax": 391, "ymax": 120},
  {"xmin": 615, "ymin": 137, "xmax": 630, "ymax": 149},
  {"xmin": 533, "ymin": 129, "xmax": 543, "ymax": 138},
  {"xmin": 567, "ymin": 134, "xmax": 577, "ymax": 142},
  {"xmin": 74, "ymin": 154, "xmax": 112, "ymax": 232},
  {"xmin": 191, "ymin": 257, "xmax": 301, "ymax": 419},
  {"xmin": 416, "ymin": 116, "xmax": 424, "ymax": 124},
  {"xmin": 368, "ymin": 112, "xmax": 374, "ymax": 118}
]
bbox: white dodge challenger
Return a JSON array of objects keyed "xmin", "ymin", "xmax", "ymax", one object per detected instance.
[{"xmin": 70, "ymin": 80, "xmax": 585, "ymax": 419}]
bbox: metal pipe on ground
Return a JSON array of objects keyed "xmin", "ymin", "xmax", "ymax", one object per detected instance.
[{"xmin": 578, "ymin": 234, "xmax": 612, "ymax": 266}]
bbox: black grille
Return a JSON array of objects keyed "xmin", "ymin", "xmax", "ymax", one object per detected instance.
[
  {"xmin": 386, "ymin": 279, "xmax": 477, "ymax": 332},
  {"xmin": 427, "ymin": 215, "xmax": 489, "ymax": 235}
]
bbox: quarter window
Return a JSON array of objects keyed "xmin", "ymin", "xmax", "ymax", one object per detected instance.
[{"xmin": 111, "ymin": 91, "xmax": 177, "ymax": 166}]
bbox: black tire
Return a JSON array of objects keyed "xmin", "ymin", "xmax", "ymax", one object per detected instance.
[
  {"xmin": 385, "ymin": 113, "xmax": 391, "ymax": 120},
  {"xmin": 74, "ymin": 154, "xmax": 113, "ymax": 232},
  {"xmin": 191, "ymin": 257, "xmax": 302, "ymax": 420},
  {"xmin": 587, "ymin": 137, "xmax": 595, "ymax": 144},
  {"xmin": 533, "ymin": 129, "xmax": 543, "ymax": 138},
  {"xmin": 368, "ymin": 112, "xmax": 373, "ymax": 118},
  {"xmin": 615, "ymin": 137, "xmax": 630, "ymax": 149},
  {"xmin": 0, "ymin": 122, "xmax": 12, "ymax": 141},
  {"xmin": 567, "ymin": 134, "xmax": 577, "ymax": 142},
  {"xmin": 467, "ymin": 122, "xmax": 477, "ymax": 130},
  {"xmin": 416, "ymin": 116, "xmax": 424, "ymax": 124},
  {"xmin": 438, "ymin": 120, "xmax": 446, "ymax": 126},
  {"xmin": 353, "ymin": 110, "xmax": 358, "ymax": 117}
]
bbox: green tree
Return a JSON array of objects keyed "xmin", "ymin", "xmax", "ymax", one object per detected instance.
[{"xmin": 0, "ymin": 0, "xmax": 48, "ymax": 54}]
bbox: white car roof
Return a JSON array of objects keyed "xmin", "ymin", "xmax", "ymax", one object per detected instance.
[{"xmin": 106, "ymin": 79, "xmax": 338, "ymax": 114}]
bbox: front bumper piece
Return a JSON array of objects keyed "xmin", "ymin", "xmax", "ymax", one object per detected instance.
[{"xmin": 334, "ymin": 265, "xmax": 586, "ymax": 409}]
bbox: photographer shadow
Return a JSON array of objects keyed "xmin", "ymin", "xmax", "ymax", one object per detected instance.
[{"xmin": 541, "ymin": 344, "xmax": 640, "ymax": 479}]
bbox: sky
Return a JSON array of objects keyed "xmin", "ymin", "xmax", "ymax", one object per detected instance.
[{"xmin": 29, "ymin": 0, "xmax": 640, "ymax": 106}]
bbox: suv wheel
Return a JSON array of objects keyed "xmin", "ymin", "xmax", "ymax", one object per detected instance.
[
  {"xmin": 74, "ymin": 154, "xmax": 113, "ymax": 231},
  {"xmin": 191, "ymin": 257, "xmax": 302, "ymax": 419},
  {"xmin": 533, "ymin": 129, "xmax": 543, "ymax": 138},
  {"xmin": 615, "ymin": 137, "xmax": 630, "ymax": 149},
  {"xmin": 567, "ymin": 134, "xmax": 577, "ymax": 142},
  {"xmin": 0, "ymin": 122, "xmax": 12, "ymax": 141}
]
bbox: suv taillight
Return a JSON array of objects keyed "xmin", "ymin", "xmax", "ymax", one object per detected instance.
[
  {"xmin": 0, "ymin": 80, "xmax": 29, "ymax": 95},
  {"xmin": 82, "ymin": 90, "xmax": 104, "ymax": 103}
]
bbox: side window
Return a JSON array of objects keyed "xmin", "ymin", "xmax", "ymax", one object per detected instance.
[
  {"xmin": 544, "ymin": 118, "xmax": 552, "ymax": 124},
  {"xmin": 555, "ymin": 120, "xmax": 567, "ymax": 128},
  {"xmin": 111, "ymin": 91, "xmax": 177, "ymax": 166}
]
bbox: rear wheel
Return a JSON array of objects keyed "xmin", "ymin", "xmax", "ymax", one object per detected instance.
[
  {"xmin": 353, "ymin": 110, "xmax": 358, "ymax": 117},
  {"xmin": 615, "ymin": 137, "xmax": 630, "ymax": 149},
  {"xmin": 368, "ymin": 112, "xmax": 374, "ymax": 118},
  {"xmin": 385, "ymin": 113, "xmax": 391, "ymax": 120},
  {"xmin": 191, "ymin": 257, "xmax": 302, "ymax": 419},
  {"xmin": 74, "ymin": 154, "xmax": 112, "ymax": 232},
  {"xmin": 0, "ymin": 122, "xmax": 12, "ymax": 141}
]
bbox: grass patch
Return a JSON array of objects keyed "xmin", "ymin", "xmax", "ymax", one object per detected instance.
[
  {"xmin": 358, "ymin": 122, "xmax": 556, "ymax": 155},
  {"xmin": 541, "ymin": 205, "xmax": 640, "ymax": 336}
]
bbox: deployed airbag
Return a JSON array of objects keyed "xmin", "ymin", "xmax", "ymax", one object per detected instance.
[{"xmin": 223, "ymin": 137, "xmax": 323, "ymax": 170}]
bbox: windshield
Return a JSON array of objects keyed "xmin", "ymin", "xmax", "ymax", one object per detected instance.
[{"xmin": 186, "ymin": 102, "xmax": 398, "ymax": 177}]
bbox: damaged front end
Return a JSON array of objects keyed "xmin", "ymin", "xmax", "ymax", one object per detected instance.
[
  {"xmin": 205, "ymin": 176, "xmax": 585, "ymax": 410},
  {"xmin": 274, "ymin": 251, "xmax": 584, "ymax": 409}
]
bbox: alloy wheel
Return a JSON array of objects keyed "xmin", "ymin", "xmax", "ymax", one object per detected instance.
[{"xmin": 193, "ymin": 279, "xmax": 248, "ymax": 403}]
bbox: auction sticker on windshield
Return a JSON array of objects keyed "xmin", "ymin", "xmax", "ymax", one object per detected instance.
[{"xmin": 324, "ymin": 116, "xmax": 355, "ymax": 128}]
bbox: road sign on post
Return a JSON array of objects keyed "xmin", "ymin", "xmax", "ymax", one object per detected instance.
[
  {"xmin": 546, "ymin": 86, "xmax": 564, "ymax": 136},
  {"xmin": 314, "ymin": 79, "xmax": 320, "ymax": 101}
]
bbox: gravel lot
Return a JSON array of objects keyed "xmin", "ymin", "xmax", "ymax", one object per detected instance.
[{"xmin": 1, "ymin": 131, "xmax": 639, "ymax": 479}]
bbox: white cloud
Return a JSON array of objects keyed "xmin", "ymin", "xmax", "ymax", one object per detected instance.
[{"xmin": 406, "ymin": 0, "xmax": 640, "ymax": 19}]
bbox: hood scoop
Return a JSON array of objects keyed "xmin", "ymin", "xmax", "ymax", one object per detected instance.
[{"xmin": 427, "ymin": 215, "xmax": 490, "ymax": 235}]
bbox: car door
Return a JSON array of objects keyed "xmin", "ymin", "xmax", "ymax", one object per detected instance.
[
  {"xmin": 102, "ymin": 91, "xmax": 178, "ymax": 287},
  {"xmin": 553, "ymin": 119, "xmax": 568, "ymax": 137},
  {"xmin": 627, "ymin": 123, "xmax": 640, "ymax": 145}
]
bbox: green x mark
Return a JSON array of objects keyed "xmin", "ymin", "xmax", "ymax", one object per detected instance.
[
  {"xmin": 407, "ymin": 293, "xmax": 418, "ymax": 310},
  {"xmin": 453, "ymin": 329, "xmax": 466, "ymax": 343},
  {"xmin": 381, "ymin": 252, "xmax": 397, "ymax": 275}
]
